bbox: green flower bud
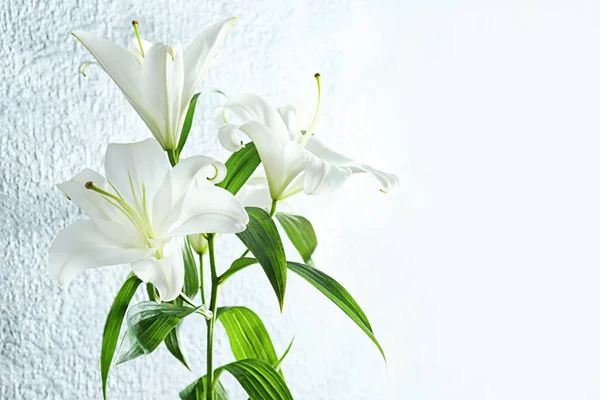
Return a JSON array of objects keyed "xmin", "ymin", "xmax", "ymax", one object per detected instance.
[{"xmin": 189, "ymin": 234, "xmax": 208, "ymax": 255}]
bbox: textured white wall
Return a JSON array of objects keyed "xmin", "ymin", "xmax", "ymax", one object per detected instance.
[{"xmin": 4, "ymin": 0, "xmax": 600, "ymax": 399}]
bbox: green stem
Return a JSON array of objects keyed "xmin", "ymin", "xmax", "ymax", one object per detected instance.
[
  {"xmin": 199, "ymin": 253, "xmax": 206, "ymax": 305},
  {"xmin": 167, "ymin": 149, "xmax": 178, "ymax": 167},
  {"xmin": 239, "ymin": 248, "xmax": 250, "ymax": 259},
  {"xmin": 205, "ymin": 234, "xmax": 219, "ymax": 399},
  {"xmin": 270, "ymin": 199, "xmax": 278, "ymax": 217}
]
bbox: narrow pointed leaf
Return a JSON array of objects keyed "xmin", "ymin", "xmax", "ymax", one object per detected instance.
[
  {"xmin": 275, "ymin": 213, "xmax": 318, "ymax": 262},
  {"xmin": 176, "ymin": 92, "xmax": 201, "ymax": 157},
  {"xmin": 216, "ymin": 142, "xmax": 261, "ymax": 195},
  {"xmin": 218, "ymin": 257, "xmax": 258, "ymax": 284},
  {"xmin": 236, "ymin": 207, "xmax": 287, "ymax": 310},
  {"xmin": 101, "ymin": 274, "xmax": 142, "ymax": 400},
  {"xmin": 180, "ymin": 376, "xmax": 229, "ymax": 400},
  {"xmin": 165, "ymin": 324, "xmax": 191, "ymax": 370},
  {"xmin": 217, "ymin": 359, "xmax": 293, "ymax": 400},
  {"xmin": 274, "ymin": 338, "xmax": 294, "ymax": 372},
  {"xmin": 218, "ymin": 306, "xmax": 284, "ymax": 378},
  {"xmin": 287, "ymin": 261, "xmax": 386, "ymax": 361},
  {"xmin": 146, "ymin": 282, "xmax": 158, "ymax": 301},
  {"xmin": 115, "ymin": 301, "xmax": 197, "ymax": 365},
  {"xmin": 182, "ymin": 238, "xmax": 199, "ymax": 298}
]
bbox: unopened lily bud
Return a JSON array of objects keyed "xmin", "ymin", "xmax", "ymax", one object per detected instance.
[{"xmin": 188, "ymin": 234, "xmax": 208, "ymax": 255}]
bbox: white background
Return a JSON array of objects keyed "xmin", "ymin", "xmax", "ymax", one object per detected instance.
[{"xmin": 2, "ymin": 0, "xmax": 600, "ymax": 399}]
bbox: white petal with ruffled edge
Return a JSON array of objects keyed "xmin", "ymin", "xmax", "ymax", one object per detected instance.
[
  {"xmin": 303, "ymin": 150, "xmax": 353, "ymax": 195},
  {"xmin": 346, "ymin": 164, "xmax": 400, "ymax": 193},
  {"xmin": 131, "ymin": 239, "xmax": 184, "ymax": 302},
  {"xmin": 49, "ymin": 220, "xmax": 153, "ymax": 287},
  {"xmin": 305, "ymin": 137, "xmax": 399, "ymax": 193}
]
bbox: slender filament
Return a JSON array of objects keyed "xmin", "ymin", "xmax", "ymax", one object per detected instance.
[
  {"xmin": 132, "ymin": 20, "xmax": 145, "ymax": 58},
  {"xmin": 300, "ymin": 73, "xmax": 322, "ymax": 146}
]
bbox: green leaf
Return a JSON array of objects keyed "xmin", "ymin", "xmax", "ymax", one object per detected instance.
[
  {"xmin": 115, "ymin": 301, "xmax": 197, "ymax": 365},
  {"xmin": 100, "ymin": 274, "xmax": 142, "ymax": 400},
  {"xmin": 236, "ymin": 207, "xmax": 287, "ymax": 310},
  {"xmin": 165, "ymin": 324, "xmax": 191, "ymax": 371},
  {"xmin": 182, "ymin": 238, "xmax": 199, "ymax": 298},
  {"xmin": 180, "ymin": 376, "xmax": 229, "ymax": 400},
  {"xmin": 218, "ymin": 359, "xmax": 293, "ymax": 400},
  {"xmin": 217, "ymin": 306, "xmax": 284, "ymax": 378},
  {"xmin": 274, "ymin": 338, "xmax": 294, "ymax": 372},
  {"xmin": 218, "ymin": 257, "xmax": 259, "ymax": 284},
  {"xmin": 146, "ymin": 282, "xmax": 158, "ymax": 301},
  {"xmin": 275, "ymin": 213, "xmax": 318, "ymax": 262},
  {"xmin": 176, "ymin": 92, "xmax": 201, "ymax": 158},
  {"xmin": 287, "ymin": 261, "xmax": 386, "ymax": 361},
  {"xmin": 216, "ymin": 142, "xmax": 261, "ymax": 195}
]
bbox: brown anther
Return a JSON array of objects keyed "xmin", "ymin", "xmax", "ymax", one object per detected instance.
[
  {"xmin": 314, "ymin": 72, "xmax": 321, "ymax": 78},
  {"xmin": 132, "ymin": 20, "xmax": 139, "ymax": 26},
  {"xmin": 84, "ymin": 181, "xmax": 94, "ymax": 189}
]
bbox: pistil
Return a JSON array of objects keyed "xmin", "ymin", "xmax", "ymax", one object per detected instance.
[{"xmin": 300, "ymin": 73, "xmax": 322, "ymax": 146}]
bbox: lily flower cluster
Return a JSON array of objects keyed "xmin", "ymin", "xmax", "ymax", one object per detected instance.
[{"xmin": 50, "ymin": 17, "xmax": 398, "ymax": 400}]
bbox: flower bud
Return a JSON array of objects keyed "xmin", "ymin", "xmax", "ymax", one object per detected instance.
[{"xmin": 188, "ymin": 234, "xmax": 208, "ymax": 255}]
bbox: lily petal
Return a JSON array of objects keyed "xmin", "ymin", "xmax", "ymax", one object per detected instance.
[
  {"xmin": 57, "ymin": 168, "xmax": 125, "ymax": 224},
  {"xmin": 127, "ymin": 37, "xmax": 154, "ymax": 64},
  {"xmin": 278, "ymin": 105, "xmax": 298, "ymax": 141},
  {"xmin": 303, "ymin": 137, "xmax": 354, "ymax": 164},
  {"xmin": 152, "ymin": 155, "xmax": 226, "ymax": 230},
  {"xmin": 49, "ymin": 220, "xmax": 153, "ymax": 287},
  {"xmin": 72, "ymin": 31, "xmax": 142, "ymax": 99},
  {"xmin": 215, "ymin": 94, "xmax": 290, "ymax": 142},
  {"xmin": 104, "ymin": 139, "xmax": 170, "ymax": 211},
  {"xmin": 236, "ymin": 176, "xmax": 273, "ymax": 210},
  {"xmin": 131, "ymin": 239, "xmax": 183, "ymax": 302},
  {"xmin": 303, "ymin": 149, "xmax": 353, "ymax": 195},
  {"xmin": 141, "ymin": 43, "xmax": 185, "ymax": 149},
  {"xmin": 72, "ymin": 31, "xmax": 160, "ymax": 137},
  {"xmin": 182, "ymin": 17, "xmax": 236, "ymax": 108},
  {"xmin": 304, "ymin": 138, "xmax": 399, "ymax": 193},
  {"xmin": 220, "ymin": 121, "xmax": 297, "ymax": 199},
  {"xmin": 347, "ymin": 164, "xmax": 400, "ymax": 193},
  {"xmin": 162, "ymin": 186, "xmax": 249, "ymax": 237}
]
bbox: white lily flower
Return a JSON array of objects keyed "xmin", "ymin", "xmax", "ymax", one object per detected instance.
[
  {"xmin": 49, "ymin": 139, "xmax": 248, "ymax": 301},
  {"xmin": 73, "ymin": 18, "xmax": 236, "ymax": 150},
  {"xmin": 215, "ymin": 75, "xmax": 399, "ymax": 200}
]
